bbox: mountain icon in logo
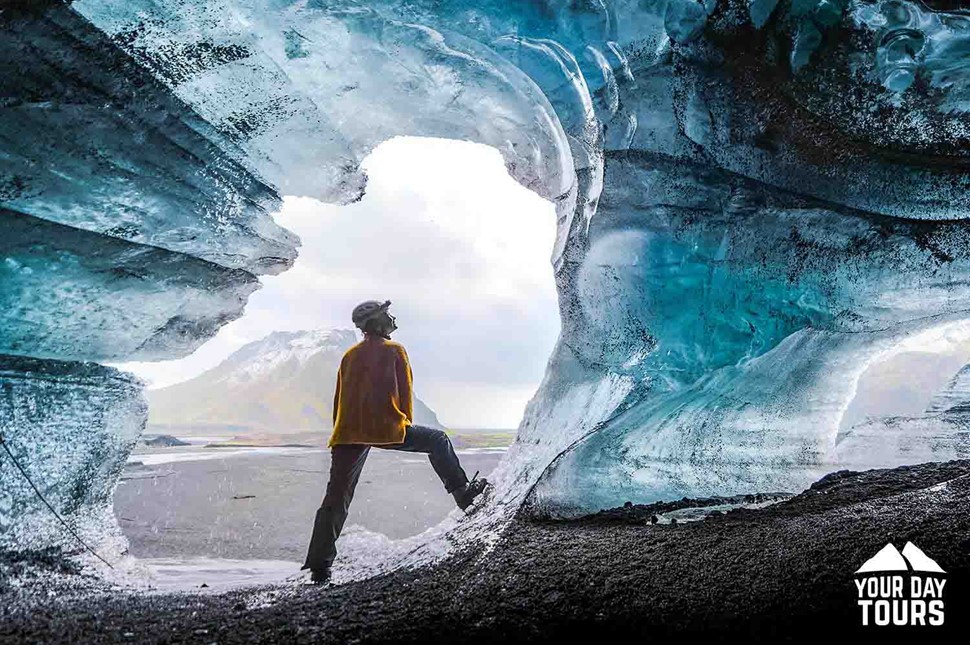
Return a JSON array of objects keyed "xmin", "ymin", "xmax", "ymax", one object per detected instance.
[{"xmin": 855, "ymin": 542, "xmax": 946, "ymax": 574}]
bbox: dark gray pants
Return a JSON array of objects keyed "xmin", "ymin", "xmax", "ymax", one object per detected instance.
[{"xmin": 302, "ymin": 425, "xmax": 469, "ymax": 571}]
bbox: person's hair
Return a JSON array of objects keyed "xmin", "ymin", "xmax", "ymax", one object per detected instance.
[{"xmin": 361, "ymin": 317, "xmax": 384, "ymax": 335}]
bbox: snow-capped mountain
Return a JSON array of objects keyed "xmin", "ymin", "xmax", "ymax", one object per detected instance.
[{"xmin": 146, "ymin": 329, "xmax": 443, "ymax": 438}]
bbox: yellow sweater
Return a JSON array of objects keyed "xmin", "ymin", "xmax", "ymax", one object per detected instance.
[{"xmin": 328, "ymin": 336, "xmax": 413, "ymax": 447}]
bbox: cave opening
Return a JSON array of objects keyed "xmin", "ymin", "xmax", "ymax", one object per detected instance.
[{"xmin": 110, "ymin": 136, "xmax": 560, "ymax": 590}]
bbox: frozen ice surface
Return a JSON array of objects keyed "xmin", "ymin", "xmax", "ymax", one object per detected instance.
[
  {"xmin": 0, "ymin": 357, "xmax": 145, "ymax": 555},
  {"xmin": 0, "ymin": 209, "xmax": 261, "ymax": 363},
  {"xmin": 0, "ymin": 7, "xmax": 297, "ymax": 276},
  {"xmin": 1, "ymin": 2, "xmax": 299, "ymax": 551},
  {"xmin": 0, "ymin": 5, "xmax": 298, "ymax": 364},
  {"xmin": 4, "ymin": 0, "xmax": 970, "ymax": 559}
]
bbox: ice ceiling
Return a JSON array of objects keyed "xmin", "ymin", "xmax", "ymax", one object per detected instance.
[{"xmin": 2, "ymin": 0, "xmax": 970, "ymax": 556}]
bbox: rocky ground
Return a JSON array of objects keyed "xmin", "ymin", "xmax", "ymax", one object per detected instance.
[{"xmin": 3, "ymin": 460, "xmax": 969, "ymax": 643}]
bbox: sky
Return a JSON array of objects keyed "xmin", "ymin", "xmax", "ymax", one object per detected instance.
[{"xmin": 117, "ymin": 137, "xmax": 561, "ymax": 429}]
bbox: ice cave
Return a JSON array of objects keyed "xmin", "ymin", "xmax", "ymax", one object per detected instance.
[{"xmin": 2, "ymin": 0, "xmax": 970, "ymax": 569}]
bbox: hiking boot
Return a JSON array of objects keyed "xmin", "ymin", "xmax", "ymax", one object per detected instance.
[
  {"xmin": 309, "ymin": 567, "xmax": 332, "ymax": 585},
  {"xmin": 453, "ymin": 471, "xmax": 490, "ymax": 511}
]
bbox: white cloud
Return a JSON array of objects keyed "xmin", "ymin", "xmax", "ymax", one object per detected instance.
[{"xmin": 117, "ymin": 137, "xmax": 560, "ymax": 429}]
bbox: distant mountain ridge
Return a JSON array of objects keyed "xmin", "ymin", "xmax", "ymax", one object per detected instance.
[{"xmin": 147, "ymin": 329, "xmax": 443, "ymax": 437}]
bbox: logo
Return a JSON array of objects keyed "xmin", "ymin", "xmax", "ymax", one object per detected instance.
[{"xmin": 854, "ymin": 542, "xmax": 946, "ymax": 627}]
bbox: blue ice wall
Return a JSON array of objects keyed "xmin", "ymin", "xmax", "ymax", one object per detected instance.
[
  {"xmin": 4, "ymin": 0, "xmax": 970, "ymax": 553},
  {"xmin": 0, "ymin": 357, "xmax": 145, "ymax": 553},
  {"xmin": 0, "ymin": 3, "xmax": 298, "ymax": 362},
  {"xmin": 0, "ymin": 2, "xmax": 297, "ymax": 553}
]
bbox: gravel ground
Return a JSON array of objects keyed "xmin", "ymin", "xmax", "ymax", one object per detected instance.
[{"xmin": 3, "ymin": 460, "xmax": 968, "ymax": 643}]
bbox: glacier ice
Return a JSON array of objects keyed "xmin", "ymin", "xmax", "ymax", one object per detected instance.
[
  {"xmin": 0, "ymin": 6, "xmax": 297, "ymax": 276},
  {"xmin": 0, "ymin": 357, "xmax": 145, "ymax": 555},
  {"xmin": 0, "ymin": 2, "xmax": 295, "ymax": 555},
  {"xmin": 0, "ymin": 4, "xmax": 298, "ymax": 363},
  {"xmin": 3, "ymin": 0, "xmax": 970, "ymax": 558},
  {"xmin": 0, "ymin": 208, "xmax": 262, "ymax": 363}
]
